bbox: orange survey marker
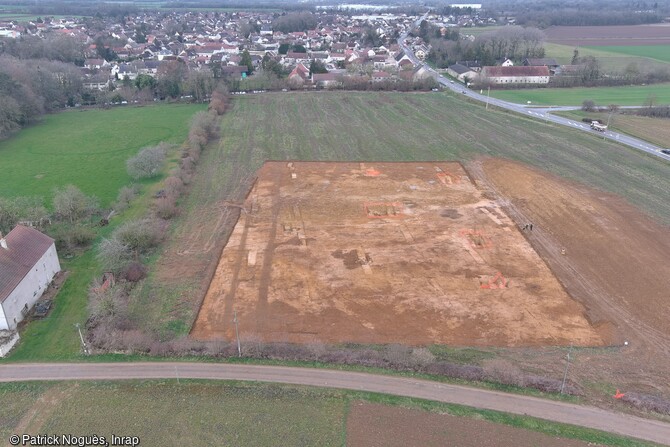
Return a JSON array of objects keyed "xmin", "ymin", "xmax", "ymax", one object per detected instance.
[
  {"xmin": 614, "ymin": 389, "xmax": 626, "ymax": 399},
  {"xmin": 365, "ymin": 168, "xmax": 381, "ymax": 176},
  {"xmin": 480, "ymin": 272, "xmax": 508, "ymax": 289},
  {"xmin": 436, "ymin": 171, "xmax": 460, "ymax": 185}
]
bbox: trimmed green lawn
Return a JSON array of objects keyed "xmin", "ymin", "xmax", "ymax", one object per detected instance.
[
  {"xmin": 488, "ymin": 83, "xmax": 670, "ymax": 106},
  {"xmin": 0, "ymin": 104, "xmax": 203, "ymax": 208}
]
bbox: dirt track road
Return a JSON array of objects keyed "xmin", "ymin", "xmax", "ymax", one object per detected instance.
[{"xmin": 1, "ymin": 363, "xmax": 669, "ymax": 445}]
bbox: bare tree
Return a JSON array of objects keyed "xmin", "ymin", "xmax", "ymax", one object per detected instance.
[
  {"xmin": 97, "ymin": 237, "xmax": 133, "ymax": 273},
  {"xmin": 53, "ymin": 185, "xmax": 98, "ymax": 223},
  {"xmin": 126, "ymin": 143, "xmax": 169, "ymax": 180},
  {"xmin": 581, "ymin": 99, "xmax": 596, "ymax": 112}
]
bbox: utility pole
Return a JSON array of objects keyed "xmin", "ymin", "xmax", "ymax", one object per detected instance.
[
  {"xmin": 560, "ymin": 345, "xmax": 573, "ymax": 394},
  {"xmin": 75, "ymin": 323, "xmax": 88, "ymax": 355},
  {"xmin": 485, "ymin": 86, "xmax": 490, "ymax": 110},
  {"xmin": 604, "ymin": 111, "xmax": 613, "ymax": 141},
  {"xmin": 233, "ymin": 310, "xmax": 241, "ymax": 357}
]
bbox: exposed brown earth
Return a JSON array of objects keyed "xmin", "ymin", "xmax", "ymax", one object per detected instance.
[
  {"xmin": 346, "ymin": 402, "xmax": 601, "ymax": 447},
  {"xmin": 191, "ymin": 161, "xmax": 604, "ymax": 347},
  {"xmin": 473, "ymin": 158, "xmax": 670, "ymax": 407},
  {"xmin": 545, "ymin": 24, "xmax": 670, "ymax": 46}
]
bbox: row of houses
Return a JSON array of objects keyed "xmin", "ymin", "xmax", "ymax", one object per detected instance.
[{"xmin": 286, "ymin": 62, "xmax": 433, "ymax": 87}]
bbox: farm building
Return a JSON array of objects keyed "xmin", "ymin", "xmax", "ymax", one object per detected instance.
[
  {"xmin": 447, "ymin": 63, "xmax": 479, "ymax": 83},
  {"xmin": 480, "ymin": 66, "xmax": 550, "ymax": 85},
  {"xmin": 0, "ymin": 225, "xmax": 61, "ymax": 331}
]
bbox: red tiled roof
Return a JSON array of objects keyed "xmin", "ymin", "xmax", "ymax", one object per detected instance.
[
  {"xmin": 0, "ymin": 226, "xmax": 55, "ymax": 303},
  {"xmin": 482, "ymin": 66, "xmax": 550, "ymax": 77}
]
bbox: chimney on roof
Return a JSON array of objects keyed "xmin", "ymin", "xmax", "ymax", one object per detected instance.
[{"xmin": 0, "ymin": 232, "xmax": 6, "ymax": 250}]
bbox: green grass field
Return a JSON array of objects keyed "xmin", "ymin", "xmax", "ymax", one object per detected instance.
[
  {"xmin": 544, "ymin": 42, "xmax": 670, "ymax": 72},
  {"xmin": 488, "ymin": 83, "xmax": 670, "ymax": 106},
  {"xmin": 0, "ymin": 104, "xmax": 202, "ymax": 361},
  {"xmin": 583, "ymin": 45, "xmax": 670, "ymax": 63},
  {"xmin": 0, "ymin": 104, "xmax": 203, "ymax": 208},
  {"xmin": 0, "ymin": 381, "xmax": 654, "ymax": 447}
]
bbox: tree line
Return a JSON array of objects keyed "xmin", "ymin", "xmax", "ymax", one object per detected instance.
[
  {"xmin": 0, "ymin": 56, "xmax": 83, "ymax": 139},
  {"xmin": 486, "ymin": 0, "xmax": 667, "ymax": 27},
  {"xmin": 428, "ymin": 26, "xmax": 546, "ymax": 68}
]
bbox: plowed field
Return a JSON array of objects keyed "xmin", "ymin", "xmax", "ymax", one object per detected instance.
[{"xmin": 545, "ymin": 24, "xmax": 670, "ymax": 46}]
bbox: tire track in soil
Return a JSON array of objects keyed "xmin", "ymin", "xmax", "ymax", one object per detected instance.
[
  {"xmin": 218, "ymin": 209, "xmax": 252, "ymax": 337},
  {"xmin": 255, "ymin": 166, "xmax": 285, "ymax": 334},
  {"xmin": 468, "ymin": 159, "xmax": 670, "ymax": 358},
  {"xmin": 8, "ymin": 385, "xmax": 76, "ymax": 446}
]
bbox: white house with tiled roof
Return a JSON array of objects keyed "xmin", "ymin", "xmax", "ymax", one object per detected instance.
[{"xmin": 0, "ymin": 226, "xmax": 60, "ymax": 330}]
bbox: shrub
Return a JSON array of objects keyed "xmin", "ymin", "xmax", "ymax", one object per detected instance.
[
  {"xmin": 621, "ymin": 392, "xmax": 670, "ymax": 415},
  {"xmin": 70, "ymin": 224, "xmax": 96, "ymax": 246},
  {"xmin": 49, "ymin": 223, "xmax": 96, "ymax": 251},
  {"xmin": 155, "ymin": 197, "xmax": 178, "ymax": 219},
  {"xmin": 164, "ymin": 176, "xmax": 184, "ymax": 199},
  {"xmin": 188, "ymin": 111, "xmax": 217, "ymax": 151},
  {"xmin": 180, "ymin": 156, "xmax": 195, "ymax": 173},
  {"xmin": 524, "ymin": 375, "xmax": 580, "ymax": 395},
  {"xmin": 126, "ymin": 143, "xmax": 170, "ymax": 180},
  {"xmin": 89, "ymin": 284, "xmax": 126, "ymax": 320},
  {"xmin": 411, "ymin": 347, "xmax": 436, "ymax": 367},
  {"xmin": 53, "ymin": 185, "xmax": 99, "ymax": 223},
  {"xmin": 208, "ymin": 86, "xmax": 229, "ymax": 115},
  {"xmin": 382, "ymin": 344, "xmax": 413, "ymax": 368},
  {"xmin": 114, "ymin": 185, "xmax": 140, "ymax": 211},
  {"xmin": 114, "ymin": 218, "xmax": 163, "ymax": 253},
  {"xmin": 122, "ymin": 262, "xmax": 147, "ymax": 282},
  {"xmin": 97, "ymin": 237, "xmax": 133, "ymax": 273},
  {"xmin": 483, "ymin": 359, "xmax": 524, "ymax": 387}
]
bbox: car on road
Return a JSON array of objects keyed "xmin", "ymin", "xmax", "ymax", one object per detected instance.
[{"xmin": 661, "ymin": 149, "xmax": 670, "ymax": 155}]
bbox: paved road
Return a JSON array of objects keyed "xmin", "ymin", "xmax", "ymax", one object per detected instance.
[
  {"xmin": 399, "ymin": 22, "xmax": 670, "ymax": 162},
  {"xmin": 1, "ymin": 362, "xmax": 670, "ymax": 445}
]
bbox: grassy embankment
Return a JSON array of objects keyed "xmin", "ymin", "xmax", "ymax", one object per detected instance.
[
  {"xmin": 554, "ymin": 109, "xmax": 670, "ymax": 149},
  {"xmin": 0, "ymin": 104, "xmax": 204, "ymax": 361},
  {"xmin": 487, "ymin": 83, "xmax": 670, "ymax": 106}
]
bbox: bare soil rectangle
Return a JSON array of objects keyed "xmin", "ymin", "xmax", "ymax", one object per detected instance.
[{"xmin": 190, "ymin": 161, "xmax": 604, "ymax": 347}]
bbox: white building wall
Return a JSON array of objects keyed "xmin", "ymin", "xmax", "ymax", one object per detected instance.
[
  {"xmin": 489, "ymin": 75, "xmax": 549, "ymax": 84},
  {"xmin": 0, "ymin": 244, "xmax": 60, "ymax": 330}
]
